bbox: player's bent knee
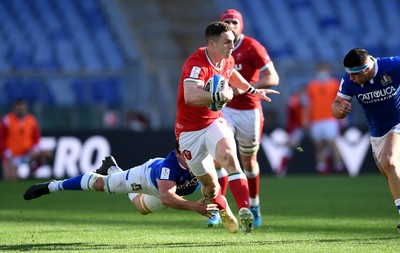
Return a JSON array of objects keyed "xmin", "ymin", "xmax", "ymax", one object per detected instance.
[
  {"xmin": 239, "ymin": 144, "xmax": 259, "ymax": 155},
  {"xmin": 92, "ymin": 177, "xmax": 105, "ymax": 191},
  {"xmin": 132, "ymin": 194, "xmax": 149, "ymax": 215}
]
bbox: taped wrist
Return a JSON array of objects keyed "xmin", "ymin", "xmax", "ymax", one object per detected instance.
[
  {"xmin": 211, "ymin": 92, "xmax": 222, "ymax": 103},
  {"xmin": 246, "ymin": 86, "xmax": 256, "ymax": 94}
]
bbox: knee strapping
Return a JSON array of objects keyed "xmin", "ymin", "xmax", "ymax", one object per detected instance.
[
  {"xmin": 140, "ymin": 195, "xmax": 167, "ymax": 213},
  {"xmin": 239, "ymin": 144, "xmax": 259, "ymax": 155}
]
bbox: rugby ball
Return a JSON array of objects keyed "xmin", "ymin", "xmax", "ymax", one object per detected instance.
[{"xmin": 204, "ymin": 74, "xmax": 227, "ymax": 111}]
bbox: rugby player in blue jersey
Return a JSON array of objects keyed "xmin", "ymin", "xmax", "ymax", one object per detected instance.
[
  {"xmin": 332, "ymin": 48, "xmax": 400, "ymax": 232},
  {"xmin": 23, "ymin": 145, "xmax": 218, "ymax": 219}
]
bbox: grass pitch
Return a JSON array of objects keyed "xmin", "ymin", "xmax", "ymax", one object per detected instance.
[{"xmin": 0, "ymin": 174, "xmax": 399, "ymax": 252}]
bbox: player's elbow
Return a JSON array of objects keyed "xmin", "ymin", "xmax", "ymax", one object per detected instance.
[
  {"xmin": 159, "ymin": 194, "xmax": 172, "ymax": 207},
  {"xmin": 271, "ymin": 75, "xmax": 280, "ymax": 86}
]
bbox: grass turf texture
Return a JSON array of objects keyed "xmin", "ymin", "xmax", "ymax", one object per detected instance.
[{"xmin": 1, "ymin": 174, "xmax": 399, "ymax": 253}]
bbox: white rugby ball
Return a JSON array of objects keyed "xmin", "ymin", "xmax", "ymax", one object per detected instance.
[{"xmin": 204, "ymin": 74, "xmax": 227, "ymax": 111}]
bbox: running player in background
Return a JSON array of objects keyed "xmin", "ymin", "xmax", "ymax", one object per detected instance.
[
  {"xmin": 207, "ymin": 9, "xmax": 280, "ymax": 228},
  {"xmin": 305, "ymin": 62, "xmax": 344, "ymax": 175},
  {"xmin": 277, "ymin": 85, "xmax": 308, "ymax": 177},
  {"xmin": 24, "ymin": 147, "xmax": 218, "ymax": 218},
  {"xmin": 332, "ymin": 48, "xmax": 400, "ymax": 232},
  {"xmin": 175, "ymin": 21, "xmax": 279, "ymax": 234}
]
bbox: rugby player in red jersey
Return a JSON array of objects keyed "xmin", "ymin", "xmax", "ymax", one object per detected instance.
[
  {"xmin": 207, "ymin": 9, "xmax": 280, "ymax": 228},
  {"xmin": 175, "ymin": 21, "xmax": 279, "ymax": 234}
]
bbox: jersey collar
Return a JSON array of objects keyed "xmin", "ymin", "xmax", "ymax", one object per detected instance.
[
  {"xmin": 205, "ymin": 48, "xmax": 223, "ymax": 70},
  {"xmin": 367, "ymin": 57, "xmax": 378, "ymax": 85}
]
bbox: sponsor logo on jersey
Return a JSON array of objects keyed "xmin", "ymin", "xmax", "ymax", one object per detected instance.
[
  {"xmin": 190, "ymin": 66, "xmax": 201, "ymax": 78},
  {"xmin": 160, "ymin": 167, "xmax": 170, "ymax": 179},
  {"xmin": 357, "ymin": 86, "xmax": 396, "ymax": 104},
  {"xmin": 380, "ymin": 73, "xmax": 392, "ymax": 86},
  {"xmin": 176, "ymin": 177, "xmax": 199, "ymax": 192}
]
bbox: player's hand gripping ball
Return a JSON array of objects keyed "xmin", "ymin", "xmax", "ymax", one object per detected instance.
[{"xmin": 204, "ymin": 74, "xmax": 227, "ymax": 111}]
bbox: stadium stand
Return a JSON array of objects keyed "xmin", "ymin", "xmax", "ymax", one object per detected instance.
[
  {"xmin": 0, "ymin": 0, "xmax": 142, "ymax": 130},
  {"xmin": 1, "ymin": 0, "xmax": 399, "ymax": 130},
  {"xmin": 214, "ymin": 0, "xmax": 400, "ymax": 126}
]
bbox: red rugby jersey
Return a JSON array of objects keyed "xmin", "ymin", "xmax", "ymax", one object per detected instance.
[
  {"xmin": 175, "ymin": 47, "xmax": 235, "ymax": 137},
  {"xmin": 227, "ymin": 35, "xmax": 272, "ymax": 110}
]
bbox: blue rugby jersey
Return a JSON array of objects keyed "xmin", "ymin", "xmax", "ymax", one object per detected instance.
[
  {"xmin": 338, "ymin": 57, "xmax": 400, "ymax": 137},
  {"xmin": 149, "ymin": 151, "xmax": 200, "ymax": 196}
]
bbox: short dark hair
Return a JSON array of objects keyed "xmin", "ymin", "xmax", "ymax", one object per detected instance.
[
  {"xmin": 205, "ymin": 21, "xmax": 232, "ymax": 41},
  {"xmin": 343, "ymin": 48, "xmax": 370, "ymax": 68}
]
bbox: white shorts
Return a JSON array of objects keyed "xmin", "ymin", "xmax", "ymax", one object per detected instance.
[
  {"xmin": 222, "ymin": 107, "xmax": 263, "ymax": 151},
  {"xmin": 310, "ymin": 119, "xmax": 340, "ymax": 141},
  {"xmin": 107, "ymin": 158, "xmax": 161, "ymax": 196},
  {"xmin": 370, "ymin": 123, "xmax": 400, "ymax": 168},
  {"xmin": 178, "ymin": 118, "xmax": 234, "ymax": 177}
]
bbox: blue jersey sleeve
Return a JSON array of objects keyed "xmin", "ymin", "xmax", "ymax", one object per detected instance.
[
  {"xmin": 338, "ymin": 75, "xmax": 354, "ymax": 100},
  {"xmin": 149, "ymin": 151, "xmax": 200, "ymax": 196}
]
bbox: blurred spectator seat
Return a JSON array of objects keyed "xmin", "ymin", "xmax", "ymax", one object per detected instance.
[
  {"xmin": 0, "ymin": 0, "xmax": 128, "ymax": 107},
  {"xmin": 91, "ymin": 77, "xmax": 122, "ymax": 106}
]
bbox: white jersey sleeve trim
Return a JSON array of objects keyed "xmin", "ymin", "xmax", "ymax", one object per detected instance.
[
  {"xmin": 184, "ymin": 78, "xmax": 204, "ymax": 85},
  {"xmin": 337, "ymin": 92, "xmax": 352, "ymax": 100}
]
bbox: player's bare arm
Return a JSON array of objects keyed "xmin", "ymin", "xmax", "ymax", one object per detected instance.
[
  {"xmin": 229, "ymin": 69, "xmax": 280, "ymax": 102},
  {"xmin": 183, "ymin": 81, "xmax": 232, "ymax": 107},
  {"xmin": 158, "ymin": 180, "xmax": 218, "ymax": 218},
  {"xmin": 331, "ymin": 95, "xmax": 352, "ymax": 119},
  {"xmin": 252, "ymin": 64, "xmax": 280, "ymax": 89}
]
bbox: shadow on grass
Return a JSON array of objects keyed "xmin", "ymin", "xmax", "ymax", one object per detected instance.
[
  {"xmin": 133, "ymin": 236, "xmax": 400, "ymax": 248},
  {"xmin": 1, "ymin": 237, "xmax": 398, "ymax": 251},
  {"xmin": 0, "ymin": 242, "xmax": 128, "ymax": 251}
]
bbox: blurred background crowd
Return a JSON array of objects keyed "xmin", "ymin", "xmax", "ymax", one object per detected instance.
[{"xmin": 0, "ymin": 0, "xmax": 398, "ymax": 132}]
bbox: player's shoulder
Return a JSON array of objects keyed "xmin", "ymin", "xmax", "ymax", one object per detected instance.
[
  {"xmin": 187, "ymin": 47, "xmax": 206, "ymax": 60},
  {"xmin": 242, "ymin": 35, "xmax": 258, "ymax": 43},
  {"xmin": 185, "ymin": 48, "xmax": 208, "ymax": 68},
  {"xmin": 26, "ymin": 113, "xmax": 37, "ymax": 120},
  {"xmin": 339, "ymin": 72, "xmax": 354, "ymax": 89},
  {"xmin": 163, "ymin": 151, "xmax": 181, "ymax": 169},
  {"xmin": 376, "ymin": 56, "xmax": 400, "ymax": 71},
  {"xmin": 241, "ymin": 35, "xmax": 265, "ymax": 48}
]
